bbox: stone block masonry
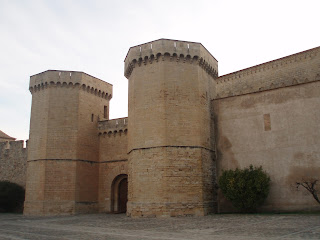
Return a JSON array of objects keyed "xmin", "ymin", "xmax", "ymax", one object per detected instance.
[
  {"xmin": 214, "ymin": 81, "xmax": 320, "ymax": 213},
  {"xmin": 17, "ymin": 39, "xmax": 320, "ymax": 217},
  {"xmin": 0, "ymin": 140, "xmax": 27, "ymax": 187},
  {"xmin": 24, "ymin": 70, "xmax": 112, "ymax": 215},
  {"xmin": 125, "ymin": 39, "xmax": 217, "ymax": 217},
  {"xmin": 98, "ymin": 117, "xmax": 128, "ymax": 213},
  {"xmin": 216, "ymin": 46, "xmax": 320, "ymax": 99}
]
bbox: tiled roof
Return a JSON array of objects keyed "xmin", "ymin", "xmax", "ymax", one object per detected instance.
[{"xmin": 0, "ymin": 130, "xmax": 16, "ymax": 141}]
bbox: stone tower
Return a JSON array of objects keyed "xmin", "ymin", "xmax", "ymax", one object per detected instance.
[
  {"xmin": 125, "ymin": 39, "xmax": 218, "ymax": 217},
  {"xmin": 24, "ymin": 70, "xmax": 112, "ymax": 215}
]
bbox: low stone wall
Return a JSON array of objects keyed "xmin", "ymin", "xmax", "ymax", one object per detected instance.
[{"xmin": 0, "ymin": 140, "xmax": 27, "ymax": 187}]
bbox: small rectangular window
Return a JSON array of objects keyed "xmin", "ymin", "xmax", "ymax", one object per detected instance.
[
  {"xmin": 263, "ymin": 114, "xmax": 271, "ymax": 131},
  {"xmin": 91, "ymin": 114, "xmax": 94, "ymax": 122},
  {"xmin": 104, "ymin": 106, "xmax": 109, "ymax": 119}
]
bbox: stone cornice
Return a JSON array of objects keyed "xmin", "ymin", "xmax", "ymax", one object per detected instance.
[{"xmin": 128, "ymin": 145, "xmax": 215, "ymax": 154}]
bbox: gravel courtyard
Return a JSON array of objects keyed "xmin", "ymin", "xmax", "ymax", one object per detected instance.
[{"xmin": 0, "ymin": 213, "xmax": 319, "ymax": 240}]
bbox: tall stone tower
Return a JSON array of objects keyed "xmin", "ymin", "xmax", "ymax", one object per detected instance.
[
  {"xmin": 125, "ymin": 39, "xmax": 218, "ymax": 217},
  {"xmin": 24, "ymin": 70, "xmax": 112, "ymax": 215}
]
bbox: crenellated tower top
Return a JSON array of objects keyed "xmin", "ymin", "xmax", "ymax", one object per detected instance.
[
  {"xmin": 29, "ymin": 70, "xmax": 113, "ymax": 100},
  {"xmin": 124, "ymin": 39, "xmax": 218, "ymax": 79}
]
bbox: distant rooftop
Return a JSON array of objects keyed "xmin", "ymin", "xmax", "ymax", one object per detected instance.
[{"xmin": 0, "ymin": 130, "xmax": 16, "ymax": 142}]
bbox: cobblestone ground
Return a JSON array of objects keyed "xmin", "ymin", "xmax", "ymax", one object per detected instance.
[{"xmin": 0, "ymin": 213, "xmax": 319, "ymax": 240}]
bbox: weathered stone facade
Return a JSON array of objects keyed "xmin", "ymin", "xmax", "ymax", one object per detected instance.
[
  {"xmin": 21, "ymin": 39, "xmax": 320, "ymax": 216},
  {"xmin": 125, "ymin": 40, "xmax": 217, "ymax": 217},
  {"xmin": 24, "ymin": 71, "xmax": 112, "ymax": 215},
  {"xmin": 0, "ymin": 140, "xmax": 27, "ymax": 187}
]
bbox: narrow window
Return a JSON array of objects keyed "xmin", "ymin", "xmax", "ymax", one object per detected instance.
[
  {"xmin": 91, "ymin": 114, "xmax": 94, "ymax": 122},
  {"xmin": 263, "ymin": 114, "xmax": 271, "ymax": 131},
  {"xmin": 104, "ymin": 106, "xmax": 109, "ymax": 119}
]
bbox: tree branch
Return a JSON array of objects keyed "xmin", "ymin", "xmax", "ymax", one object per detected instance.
[{"xmin": 296, "ymin": 180, "xmax": 320, "ymax": 204}]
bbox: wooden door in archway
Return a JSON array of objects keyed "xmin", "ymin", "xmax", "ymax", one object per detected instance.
[{"xmin": 118, "ymin": 178, "xmax": 128, "ymax": 213}]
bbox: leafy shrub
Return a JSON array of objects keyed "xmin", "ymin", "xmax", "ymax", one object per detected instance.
[
  {"xmin": 219, "ymin": 165, "xmax": 270, "ymax": 213},
  {"xmin": 0, "ymin": 181, "xmax": 25, "ymax": 213}
]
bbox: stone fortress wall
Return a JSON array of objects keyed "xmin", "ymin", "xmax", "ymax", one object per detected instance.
[
  {"xmin": 98, "ymin": 117, "xmax": 128, "ymax": 212},
  {"xmin": 0, "ymin": 140, "xmax": 27, "ymax": 187},
  {"xmin": 213, "ymin": 46, "xmax": 320, "ymax": 212},
  {"xmin": 216, "ymin": 46, "xmax": 320, "ymax": 98},
  {"xmin": 2, "ymin": 39, "xmax": 319, "ymax": 217}
]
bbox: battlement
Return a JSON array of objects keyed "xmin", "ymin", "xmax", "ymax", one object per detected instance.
[
  {"xmin": 0, "ymin": 140, "xmax": 26, "ymax": 151},
  {"xmin": 29, "ymin": 70, "xmax": 113, "ymax": 99},
  {"xmin": 98, "ymin": 117, "xmax": 128, "ymax": 136},
  {"xmin": 215, "ymin": 46, "xmax": 320, "ymax": 98},
  {"xmin": 124, "ymin": 39, "xmax": 218, "ymax": 79}
]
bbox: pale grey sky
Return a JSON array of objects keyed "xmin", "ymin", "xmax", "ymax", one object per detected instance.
[{"xmin": 1, "ymin": 0, "xmax": 319, "ymax": 140}]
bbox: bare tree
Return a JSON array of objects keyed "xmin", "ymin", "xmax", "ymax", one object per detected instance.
[{"xmin": 296, "ymin": 180, "xmax": 320, "ymax": 204}]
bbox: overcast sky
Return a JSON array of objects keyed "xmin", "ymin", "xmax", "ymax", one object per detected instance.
[{"xmin": 1, "ymin": 0, "xmax": 319, "ymax": 141}]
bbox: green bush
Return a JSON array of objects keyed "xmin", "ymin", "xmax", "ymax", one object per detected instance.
[
  {"xmin": 219, "ymin": 165, "xmax": 270, "ymax": 213},
  {"xmin": 0, "ymin": 181, "xmax": 25, "ymax": 213}
]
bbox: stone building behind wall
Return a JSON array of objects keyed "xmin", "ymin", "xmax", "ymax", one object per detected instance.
[
  {"xmin": 0, "ymin": 130, "xmax": 16, "ymax": 143},
  {"xmin": 23, "ymin": 39, "xmax": 320, "ymax": 216}
]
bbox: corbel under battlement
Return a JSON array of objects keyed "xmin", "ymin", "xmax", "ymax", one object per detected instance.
[
  {"xmin": 29, "ymin": 70, "xmax": 113, "ymax": 100},
  {"xmin": 124, "ymin": 39, "xmax": 218, "ymax": 79}
]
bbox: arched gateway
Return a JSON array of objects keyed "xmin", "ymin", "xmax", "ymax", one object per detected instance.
[{"xmin": 111, "ymin": 174, "xmax": 128, "ymax": 213}]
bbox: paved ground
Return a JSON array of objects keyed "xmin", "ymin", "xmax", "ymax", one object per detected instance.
[{"xmin": 0, "ymin": 213, "xmax": 319, "ymax": 240}]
